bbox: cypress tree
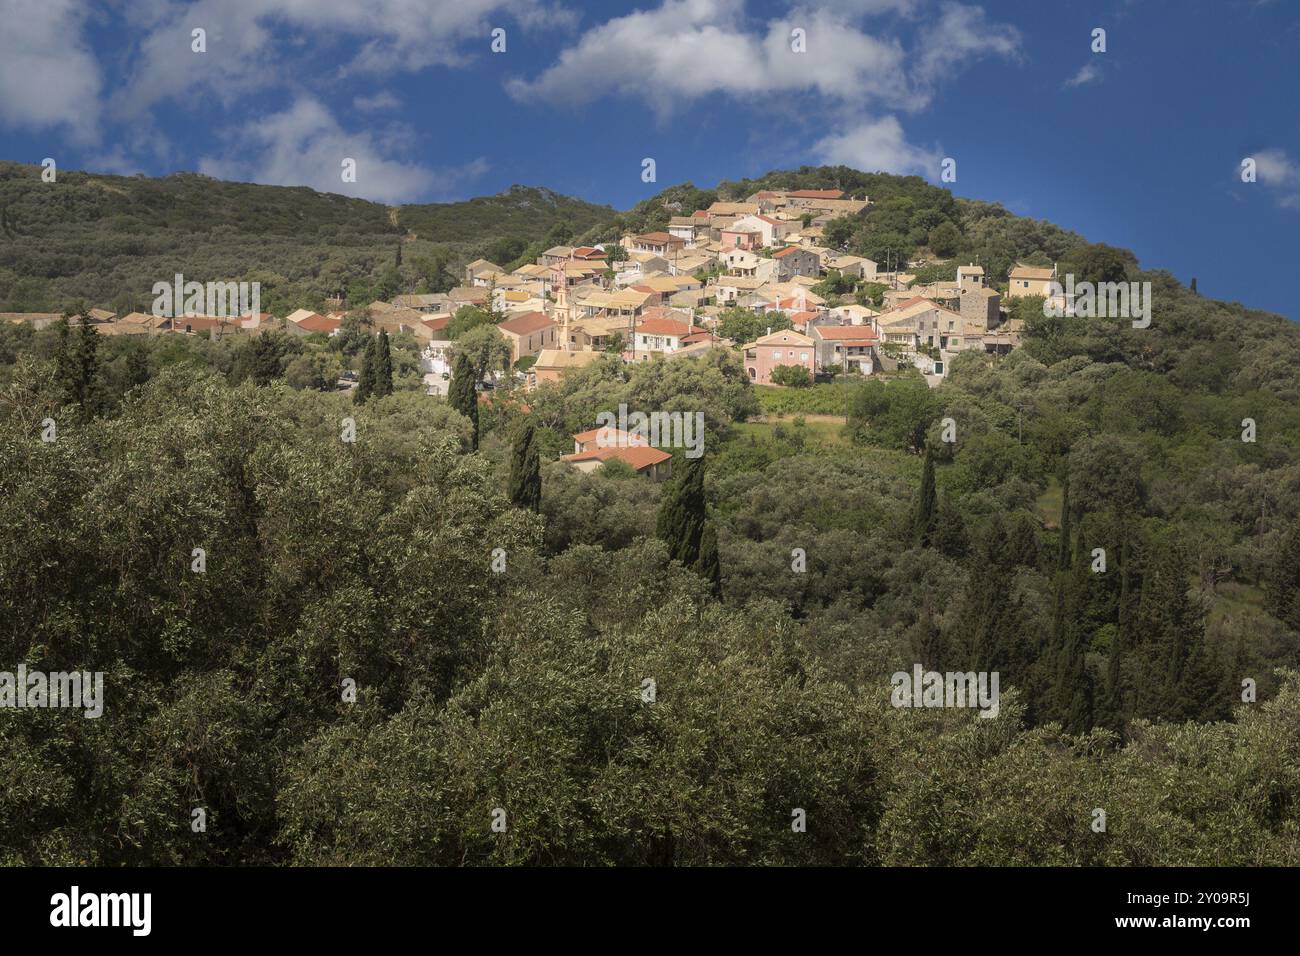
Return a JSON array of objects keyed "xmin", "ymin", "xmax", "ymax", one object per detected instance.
[
  {"xmin": 375, "ymin": 329, "xmax": 394, "ymax": 398},
  {"xmin": 125, "ymin": 345, "xmax": 150, "ymax": 390},
  {"xmin": 71, "ymin": 314, "xmax": 100, "ymax": 419},
  {"xmin": 448, "ymin": 351, "xmax": 479, "ymax": 451},
  {"xmin": 912, "ymin": 444, "xmax": 937, "ymax": 546},
  {"xmin": 1057, "ymin": 479, "xmax": 1072, "ymax": 571},
  {"xmin": 656, "ymin": 454, "xmax": 706, "ymax": 565},
  {"xmin": 355, "ymin": 334, "xmax": 376, "ymax": 404},
  {"xmin": 1053, "ymin": 535, "xmax": 1096, "ymax": 733},
  {"xmin": 508, "ymin": 418, "xmax": 541, "ymax": 512},
  {"xmin": 53, "ymin": 316, "xmax": 78, "ymax": 407},
  {"xmin": 250, "ymin": 331, "xmax": 281, "ymax": 386},
  {"xmin": 694, "ymin": 520, "xmax": 722, "ymax": 598},
  {"xmin": 1264, "ymin": 524, "xmax": 1300, "ymax": 631},
  {"xmin": 1097, "ymin": 532, "xmax": 1131, "ymax": 735},
  {"xmin": 1135, "ymin": 543, "xmax": 1205, "ymax": 721}
]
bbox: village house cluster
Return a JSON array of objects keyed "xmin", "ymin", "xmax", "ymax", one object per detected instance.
[
  {"xmin": 3, "ymin": 187, "xmax": 1039, "ymax": 477},
  {"xmin": 357, "ymin": 187, "xmax": 1028, "ymax": 394}
]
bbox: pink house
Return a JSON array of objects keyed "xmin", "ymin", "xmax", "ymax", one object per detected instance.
[
  {"xmin": 721, "ymin": 226, "xmax": 762, "ymax": 250},
  {"xmin": 742, "ymin": 329, "xmax": 817, "ymax": 384}
]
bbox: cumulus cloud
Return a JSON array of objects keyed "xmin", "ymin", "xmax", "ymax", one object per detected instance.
[
  {"xmin": 113, "ymin": 0, "xmax": 565, "ymax": 117},
  {"xmin": 198, "ymin": 97, "xmax": 486, "ymax": 203},
  {"xmin": 507, "ymin": 0, "xmax": 911, "ymax": 113},
  {"xmin": 1251, "ymin": 148, "xmax": 1300, "ymax": 210},
  {"xmin": 0, "ymin": 0, "xmax": 102, "ymax": 141},
  {"xmin": 812, "ymin": 116, "xmax": 939, "ymax": 176},
  {"xmin": 1064, "ymin": 63, "xmax": 1101, "ymax": 88},
  {"xmin": 507, "ymin": 0, "xmax": 1017, "ymax": 178},
  {"xmin": 508, "ymin": 0, "xmax": 1019, "ymax": 115}
]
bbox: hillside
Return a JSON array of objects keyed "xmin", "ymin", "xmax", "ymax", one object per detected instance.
[
  {"xmin": 399, "ymin": 184, "xmax": 613, "ymax": 244},
  {"xmin": 3, "ymin": 161, "xmax": 1300, "ymax": 867},
  {"xmin": 0, "ymin": 163, "xmax": 608, "ymax": 316}
]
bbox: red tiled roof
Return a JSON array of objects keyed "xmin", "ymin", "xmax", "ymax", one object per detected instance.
[
  {"xmin": 572, "ymin": 426, "xmax": 649, "ymax": 447},
  {"xmin": 636, "ymin": 317, "xmax": 706, "ymax": 337},
  {"xmin": 814, "ymin": 325, "xmax": 879, "ymax": 342},
  {"xmin": 772, "ymin": 246, "xmax": 802, "ymax": 258},
  {"xmin": 788, "ymin": 189, "xmax": 845, "ymax": 199},
  {"xmin": 563, "ymin": 445, "xmax": 673, "ymax": 470},
  {"xmin": 497, "ymin": 311, "xmax": 554, "ymax": 335},
  {"xmin": 294, "ymin": 312, "xmax": 341, "ymax": 333}
]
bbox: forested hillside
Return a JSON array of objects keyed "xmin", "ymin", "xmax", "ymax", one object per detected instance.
[
  {"xmin": 1, "ymin": 165, "xmax": 1298, "ymax": 865},
  {"xmin": 0, "ymin": 163, "xmax": 609, "ymax": 316}
]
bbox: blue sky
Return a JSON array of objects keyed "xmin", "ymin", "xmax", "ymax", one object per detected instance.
[{"xmin": 1, "ymin": 0, "xmax": 1297, "ymax": 317}]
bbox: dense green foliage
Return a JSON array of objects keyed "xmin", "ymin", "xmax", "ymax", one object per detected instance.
[
  {"xmin": 1, "ymin": 166, "xmax": 1298, "ymax": 866},
  {"xmin": 399, "ymin": 184, "xmax": 612, "ymax": 245},
  {"xmin": 0, "ymin": 164, "xmax": 609, "ymax": 315}
]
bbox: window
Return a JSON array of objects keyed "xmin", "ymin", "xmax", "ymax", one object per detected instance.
[
  {"xmin": 800, "ymin": 352, "xmax": 808, "ymax": 361},
  {"xmin": 773, "ymin": 351, "xmax": 783, "ymax": 360}
]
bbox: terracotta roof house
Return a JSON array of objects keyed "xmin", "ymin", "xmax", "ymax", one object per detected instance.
[
  {"xmin": 877, "ymin": 298, "xmax": 964, "ymax": 351},
  {"xmin": 1008, "ymin": 263, "xmax": 1057, "ymax": 298},
  {"xmin": 496, "ymin": 310, "xmax": 558, "ymax": 364},
  {"xmin": 448, "ymin": 286, "xmax": 490, "ymax": 307},
  {"xmin": 772, "ymin": 245, "xmax": 820, "ymax": 280},
  {"xmin": 808, "ymin": 324, "xmax": 879, "ymax": 374},
  {"xmin": 562, "ymin": 443, "xmax": 673, "ymax": 480},
  {"xmin": 422, "ymin": 315, "xmax": 452, "ymax": 336},
  {"xmin": 540, "ymin": 246, "xmax": 574, "ymax": 265},
  {"xmin": 529, "ymin": 348, "xmax": 606, "ymax": 389},
  {"xmin": 571, "ymin": 426, "xmax": 650, "ymax": 452},
  {"xmin": 624, "ymin": 231, "xmax": 686, "ymax": 257},
  {"xmin": 288, "ymin": 311, "xmax": 342, "ymax": 335},
  {"xmin": 740, "ymin": 328, "xmax": 816, "ymax": 385},
  {"xmin": 628, "ymin": 310, "xmax": 709, "ymax": 358},
  {"xmin": 464, "ymin": 259, "xmax": 503, "ymax": 285}
]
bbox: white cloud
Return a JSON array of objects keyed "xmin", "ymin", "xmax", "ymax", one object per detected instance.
[
  {"xmin": 812, "ymin": 116, "xmax": 939, "ymax": 176},
  {"xmin": 0, "ymin": 0, "xmax": 102, "ymax": 141},
  {"xmin": 1252, "ymin": 148, "xmax": 1300, "ymax": 210},
  {"xmin": 198, "ymin": 97, "xmax": 486, "ymax": 203},
  {"xmin": 910, "ymin": 2, "xmax": 1021, "ymax": 93},
  {"xmin": 507, "ymin": 0, "xmax": 911, "ymax": 113},
  {"xmin": 353, "ymin": 91, "xmax": 402, "ymax": 112},
  {"xmin": 113, "ymin": 0, "xmax": 567, "ymax": 117},
  {"xmin": 508, "ymin": 0, "xmax": 1019, "ymax": 115},
  {"xmin": 1064, "ymin": 63, "xmax": 1101, "ymax": 88}
]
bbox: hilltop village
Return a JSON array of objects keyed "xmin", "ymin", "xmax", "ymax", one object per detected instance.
[{"xmin": 3, "ymin": 187, "xmax": 1050, "ymax": 391}]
